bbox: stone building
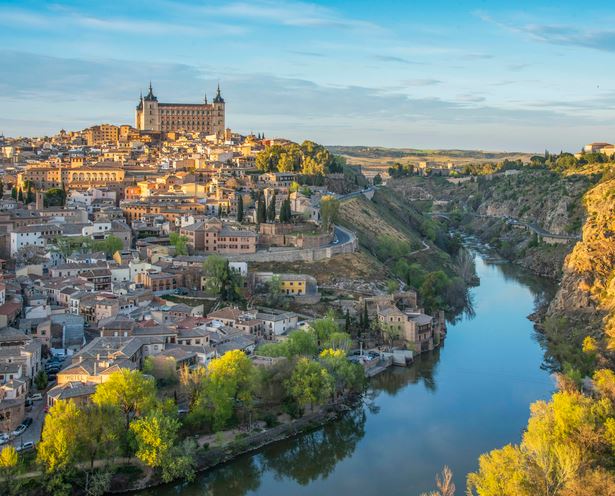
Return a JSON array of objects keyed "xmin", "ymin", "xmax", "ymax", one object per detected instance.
[{"xmin": 135, "ymin": 83, "xmax": 225, "ymax": 135}]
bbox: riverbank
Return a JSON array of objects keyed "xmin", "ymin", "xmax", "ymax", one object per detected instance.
[{"xmin": 110, "ymin": 402, "xmax": 354, "ymax": 493}]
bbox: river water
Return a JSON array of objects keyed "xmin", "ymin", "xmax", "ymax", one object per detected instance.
[{"xmin": 142, "ymin": 255, "xmax": 556, "ymax": 495}]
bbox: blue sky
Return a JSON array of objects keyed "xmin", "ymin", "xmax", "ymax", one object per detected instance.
[{"xmin": 1, "ymin": 0, "xmax": 615, "ymax": 151}]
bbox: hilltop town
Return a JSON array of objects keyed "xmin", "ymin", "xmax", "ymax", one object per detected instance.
[{"xmin": 0, "ymin": 84, "xmax": 447, "ymax": 482}]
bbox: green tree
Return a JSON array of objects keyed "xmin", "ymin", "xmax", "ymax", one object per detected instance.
[
  {"xmin": 10, "ymin": 187, "xmax": 16, "ymax": 200},
  {"xmin": 143, "ymin": 356, "xmax": 178, "ymax": 386},
  {"xmin": 319, "ymin": 349, "xmax": 365, "ymax": 399},
  {"xmin": 79, "ymin": 403, "xmax": 122, "ymax": 493},
  {"xmin": 310, "ymin": 314, "xmax": 339, "ymax": 346},
  {"xmin": 44, "ymin": 188, "xmax": 66, "ymax": 207},
  {"xmin": 169, "ymin": 232, "xmax": 188, "ymax": 256},
  {"xmin": 192, "ymin": 350, "xmax": 257, "ymax": 431},
  {"xmin": 17, "ymin": 188, "xmax": 23, "ymax": 202},
  {"xmin": 96, "ymin": 235, "xmax": 124, "ymax": 256},
  {"xmin": 236, "ymin": 194, "xmax": 244, "ymax": 223},
  {"xmin": 257, "ymin": 329, "xmax": 318, "ymax": 358},
  {"xmin": 320, "ymin": 195, "xmax": 340, "ymax": 230},
  {"xmin": 279, "ymin": 198, "xmax": 292, "ymax": 222},
  {"xmin": 256, "ymin": 191, "xmax": 267, "ymax": 224},
  {"xmin": 202, "ymin": 254, "xmax": 229, "ymax": 295},
  {"xmin": 37, "ymin": 400, "xmax": 82, "ymax": 473},
  {"xmin": 34, "ymin": 369, "xmax": 48, "ymax": 390},
  {"xmin": 0, "ymin": 445, "xmax": 20, "ymax": 496},
  {"xmin": 267, "ymin": 192, "xmax": 277, "ymax": 222},
  {"xmin": 373, "ymin": 173, "xmax": 382, "ymax": 185},
  {"xmin": 286, "ymin": 357, "xmax": 334, "ymax": 412},
  {"xmin": 92, "ymin": 369, "xmax": 156, "ymax": 431},
  {"xmin": 130, "ymin": 409, "xmax": 180, "ymax": 468}
]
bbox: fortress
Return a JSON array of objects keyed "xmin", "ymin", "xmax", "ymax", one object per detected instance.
[{"xmin": 135, "ymin": 82, "xmax": 225, "ymax": 135}]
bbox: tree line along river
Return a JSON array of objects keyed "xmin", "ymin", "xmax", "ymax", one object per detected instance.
[{"xmin": 137, "ymin": 254, "xmax": 557, "ymax": 495}]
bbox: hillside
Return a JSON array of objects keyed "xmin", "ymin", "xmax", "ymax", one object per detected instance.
[
  {"xmin": 387, "ymin": 171, "xmax": 595, "ymax": 278},
  {"xmin": 547, "ymin": 178, "xmax": 615, "ymax": 364},
  {"xmin": 336, "ymin": 189, "xmax": 475, "ymax": 315}
]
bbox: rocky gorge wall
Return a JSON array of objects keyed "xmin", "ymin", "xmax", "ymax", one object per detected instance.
[{"xmin": 548, "ymin": 178, "xmax": 615, "ymax": 353}]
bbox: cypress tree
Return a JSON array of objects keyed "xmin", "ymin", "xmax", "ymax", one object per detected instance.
[
  {"xmin": 11, "ymin": 187, "xmax": 16, "ymax": 200},
  {"xmin": 345, "ymin": 309, "xmax": 350, "ymax": 333},
  {"xmin": 17, "ymin": 188, "xmax": 23, "ymax": 202},
  {"xmin": 256, "ymin": 191, "xmax": 266, "ymax": 224},
  {"xmin": 236, "ymin": 194, "xmax": 244, "ymax": 223},
  {"xmin": 363, "ymin": 302, "xmax": 369, "ymax": 332},
  {"xmin": 267, "ymin": 192, "xmax": 276, "ymax": 222}
]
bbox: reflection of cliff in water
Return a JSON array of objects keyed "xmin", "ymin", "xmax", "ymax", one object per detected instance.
[
  {"xmin": 370, "ymin": 346, "xmax": 442, "ymax": 395},
  {"xmin": 490, "ymin": 261, "xmax": 557, "ymax": 310},
  {"xmin": 186, "ymin": 408, "xmax": 367, "ymax": 496}
]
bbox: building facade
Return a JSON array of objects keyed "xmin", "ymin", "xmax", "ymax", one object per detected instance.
[{"xmin": 135, "ymin": 83, "xmax": 225, "ymax": 135}]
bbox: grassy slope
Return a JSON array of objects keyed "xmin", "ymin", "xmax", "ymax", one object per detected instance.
[{"xmin": 337, "ymin": 189, "xmax": 459, "ymax": 278}]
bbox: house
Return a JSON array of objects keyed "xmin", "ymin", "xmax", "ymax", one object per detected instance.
[
  {"xmin": 376, "ymin": 304, "xmax": 444, "ymax": 353},
  {"xmin": 180, "ymin": 219, "xmax": 258, "ymax": 254},
  {"xmin": 0, "ymin": 378, "xmax": 27, "ymax": 432}
]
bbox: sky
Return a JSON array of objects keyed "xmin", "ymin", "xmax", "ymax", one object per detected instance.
[{"xmin": 1, "ymin": 0, "xmax": 615, "ymax": 152}]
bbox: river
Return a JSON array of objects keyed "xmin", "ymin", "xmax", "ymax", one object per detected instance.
[{"xmin": 141, "ymin": 255, "xmax": 556, "ymax": 495}]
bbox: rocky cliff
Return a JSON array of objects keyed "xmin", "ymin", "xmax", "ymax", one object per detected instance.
[{"xmin": 548, "ymin": 178, "xmax": 615, "ymax": 350}]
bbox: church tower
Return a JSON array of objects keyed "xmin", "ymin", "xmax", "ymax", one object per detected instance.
[
  {"xmin": 135, "ymin": 82, "xmax": 160, "ymax": 131},
  {"xmin": 212, "ymin": 83, "xmax": 226, "ymax": 136}
]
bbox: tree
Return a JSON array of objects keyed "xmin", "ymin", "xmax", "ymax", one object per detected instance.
[
  {"xmin": 96, "ymin": 235, "xmax": 124, "ymax": 256},
  {"xmin": 256, "ymin": 191, "xmax": 267, "ymax": 224},
  {"xmin": 130, "ymin": 409, "xmax": 180, "ymax": 468},
  {"xmin": 44, "ymin": 188, "xmax": 66, "ymax": 207},
  {"xmin": 267, "ymin": 192, "xmax": 276, "ymax": 222},
  {"xmin": 257, "ymin": 329, "xmax": 318, "ymax": 358},
  {"xmin": 345, "ymin": 309, "xmax": 351, "ymax": 333},
  {"xmin": 0, "ymin": 445, "xmax": 20, "ymax": 496},
  {"xmin": 193, "ymin": 350, "xmax": 257, "ymax": 431},
  {"xmin": 34, "ymin": 369, "xmax": 48, "ymax": 390},
  {"xmin": 320, "ymin": 196, "xmax": 339, "ymax": 230},
  {"xmin": 279, "ymin": 198, "xmax": 292, "ymax": 223},
  {"xmin": 143, "ymin": 356, "xmax": 178, "ymax": 386},
  {"xmin": 17, "ymin": 188, "xmax": 23, "ymax": 202},
  {"xmin": 202, "ymin": 254, "xmax": 228, "ymax": 295},
  {"xmin": 324, "ymin": 331, "xmax": 352, "ymax": 352},
  {"xmin": 10, "ymin": 187, "xmax": 16, "ymax": 200},
  {"xmin": 0, "ymin": 181, "xmax": 4, "ymax": 198},
  {"xmin": 319, "ymin": 349, "xmax": 364, "ymax": 399},
  {"xmin": 236, "ymin": 194, "xmax": 244, "ymax": 223},
  {"xmin": 373, "ymin": 173, "xmax": 382, "ymax": 185},
  {"xmin": 310, "ymin": 314, "xmax": 339, "ymax": 346},
  {"xmin": 286, "ymin": 357, "xmax": 333, "ymax": 412},
  {"xmin": 92, "ymin": 369, "xmax": 156, "ymax": 431},
  {"xmin": 380, "ymin": 322, "xmax": 402, "ymax": 349},
  {"xmin": 169, "ymin": 232, "xmax": 188, "ymax": 256},
  {"xmin": 202, "ymin": 255, "xmax": 242, "ymax": 301},
  {"xmin": 78, "ymin": 404, "xmax": 122, "ymax": 493},
  {"xmin": 37, "ymin": 400, "xmax": 82, "ymax": 473},
  {"xmin": 421, "ymin": 466, "xmax": 456, "ymax": 496}
]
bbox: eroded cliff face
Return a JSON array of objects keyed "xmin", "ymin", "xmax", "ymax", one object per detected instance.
[{"xmin": 548, "ymin": 178, "xmax": 615, "ymax": 347}]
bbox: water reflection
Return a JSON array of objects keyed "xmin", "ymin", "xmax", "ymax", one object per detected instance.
[
  {"xmin": 163, "ymin": 408, "xmax": 368, "ymax": 496},
  {"xmin": 371, "ymin": 347, "xmax": 442, "ymax": 395},
  {"xmin": 261, "ymin": 408, "xmax": 366, "ymax": 485}
]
